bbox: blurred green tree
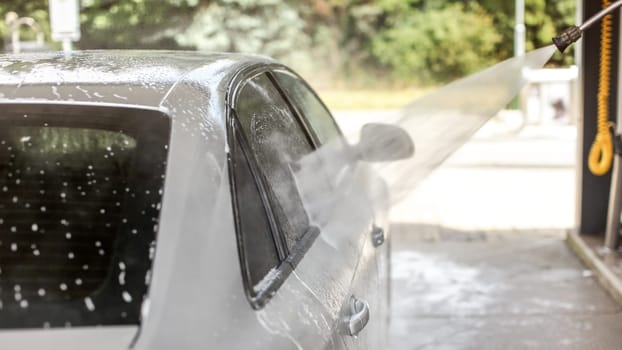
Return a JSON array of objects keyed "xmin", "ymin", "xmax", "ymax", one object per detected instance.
[
  {"xmin": 371, "ymin": 2, "xmax": 501, "ymax": 84},
  {"xmin": 79, "ymin": 0, "xmax": 203, "ymax": 49},
  {"xmin": 478, "ymin": 0, "xmax": 576, "ymax": 65},
  {"xmin": 0, "ymin": 0, "xmax": 577, "ymax": 85},
  {"xmin": 0, "ymin": 0, "xmax": 204, "ymax": 49},
  {"xmin": 175, "ymin": 0, "xmax": 311, "ymax": 68}
]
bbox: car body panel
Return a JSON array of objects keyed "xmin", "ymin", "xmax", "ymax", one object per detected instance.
[
  {"xmin": 0, "ymin": 51, "xmax": 389, "ymax": 349},
  {"xmin": 0, "ymin": 327, "xmax": 137, "ymax": 350}
]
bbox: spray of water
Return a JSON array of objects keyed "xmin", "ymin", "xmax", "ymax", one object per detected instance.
[
  {"xmin": 292, "ymin": 45, "xmax": 557, "ymax": 234},
  {"xmin": 380, "ymin": 44, "xmax": 558, "ymax": 198}
]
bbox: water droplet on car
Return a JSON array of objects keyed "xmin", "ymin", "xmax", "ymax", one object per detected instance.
[
  {"xmin": 122, "ymin": 291, "xmax": 132, "ymax": 303},
  {"xmin": 145, "ymin": 270, "xmax": 152, "ymax": 285},
  {"xmin": 149, "ymin": 244, "xmax": 155, "ymax": 260},
  {"xmin": 38, "ymin": 289, "xmax": 45, "ymax": 297},
  {"xmin": 31, "ymin": 223, "xmax": 38, "ymax": 232},
  {"xmin": 84, "ymin": 297, "xmax": 95, "ymax": 311},
  {"xmin": 59, "ymin": 283, "xmax": 68, "ymax": 291}
]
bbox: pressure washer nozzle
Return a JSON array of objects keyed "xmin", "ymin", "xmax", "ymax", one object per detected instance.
[{"xmin": 553, "ymin": 26, "xmax": 583, "ymax": 53}]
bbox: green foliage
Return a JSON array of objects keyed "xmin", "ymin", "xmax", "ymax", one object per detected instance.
[
  {"xmin": 371, "ymin": 3, "xmax": 501, "ymax": 84},
  {"xmin": 79, "ymin": 0, "xmax": 203, "ymax": 49},
  {"xmin": 478, "ymin": 0, "xmax": 576, "ymax": 66},
  {"xmin": 0, "ymin": 0, "xmax": 577, "ymax": 85},
  {"xmin": 477, "ymin": 1, "xmax": 514, "ymax": 58},
  {"xmin": 175, "ymin": 0, "xmax": 311, "ymax": 67}
]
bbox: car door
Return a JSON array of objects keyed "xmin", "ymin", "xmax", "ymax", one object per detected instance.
[
  {"xmin": 270, "ymin": 69, "xmax": 387, "ymax": 349},
  {"xmin": 227, "ymin": 70, "xmax": 347, "ymax": 349}
]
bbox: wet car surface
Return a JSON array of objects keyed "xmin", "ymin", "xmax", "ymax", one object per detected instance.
[{"xmin": 0, "ymin": 51, "xmax": 405, "ymax": 349}]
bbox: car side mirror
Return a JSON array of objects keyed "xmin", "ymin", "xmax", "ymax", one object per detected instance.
[{"xmin": 353, "ymin": 123, "xmax": 414, "ymax": 162}]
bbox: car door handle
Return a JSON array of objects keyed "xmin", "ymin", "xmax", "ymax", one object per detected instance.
[
  {"xmin": 371, "ymin": 226, "xmax": 385, "ymax": 247},
  {"xmin": 346, "ymin": 296, "xmax": 370, "ymax": 337}
]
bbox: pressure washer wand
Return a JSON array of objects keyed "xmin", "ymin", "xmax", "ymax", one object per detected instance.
[{"xmin": 553, "ymin": 0, "xmax": 622, "ymax": 52}]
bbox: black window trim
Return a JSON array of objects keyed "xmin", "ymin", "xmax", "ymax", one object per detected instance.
[{"xmin": 225, "ymin": 65, "xmax": 323, "ymax": 309}]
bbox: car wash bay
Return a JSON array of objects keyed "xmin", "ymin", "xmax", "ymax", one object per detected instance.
[{"xmin": 334, "ymin": 108, "xmax": 622, "ymax": 349}]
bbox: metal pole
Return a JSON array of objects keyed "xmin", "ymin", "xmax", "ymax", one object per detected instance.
[
  {"xmin": 11, "ymin": 30, "xmax": 20, "ymax": 53},
  {"xmin": 515, "ymin": 0, "xmax": 526, "ymax": 57},
  {"xmin": 580, "ymin": 0, "xmax": 622, "ymax": 31},
  {"xmin": 62, "ymin": 39, "xmax": 71, "ymax": 53},
  {"xmin": 604, "ymin": 6, "xmax": 622, "ymax": 251}
]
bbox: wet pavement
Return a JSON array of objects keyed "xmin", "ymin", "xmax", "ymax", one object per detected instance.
[{"xmin": 389, "ymin": 226, "xmax": 622, "ymax": 349}]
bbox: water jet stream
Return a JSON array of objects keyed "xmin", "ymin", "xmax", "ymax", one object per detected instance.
[{"xmin": 293, "ymin": 45, "xmax": 557, "ymax": 230}]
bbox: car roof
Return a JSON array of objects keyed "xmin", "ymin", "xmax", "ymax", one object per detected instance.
[{"xmin": 0, "ymin": 50, "xmax": 274, "ymax": 108}]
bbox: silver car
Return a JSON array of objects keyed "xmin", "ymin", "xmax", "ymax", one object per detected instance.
[{"xmin": 0, "ymin": 51, "xmax": 412, "ymax": 349}]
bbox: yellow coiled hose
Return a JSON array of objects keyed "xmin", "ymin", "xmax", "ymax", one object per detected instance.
[{"xmin": 589, "ymin": 0, "xmax": 614, "ymax": 176}]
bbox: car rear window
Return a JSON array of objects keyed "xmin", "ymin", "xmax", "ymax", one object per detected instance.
[{"xmin": 0, "ymin": 104, "xmax": 170, "ymax": 329}]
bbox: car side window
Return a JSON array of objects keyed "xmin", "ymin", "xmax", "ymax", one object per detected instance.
[
  {"xmin": 234, "ymin": 73, "xmax": 314, "ymax": 256},
  {"xmin": 230, "ymin": 132, "xmax": 280, "ymax": 292},
  {"xmin": 272, "ymin": 70, "xmax": 342, "ymax": 145}
]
